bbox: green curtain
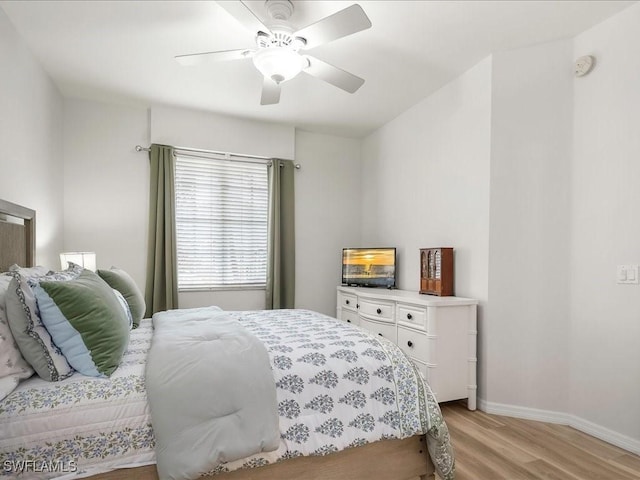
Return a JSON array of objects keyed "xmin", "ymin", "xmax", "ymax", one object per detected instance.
[
  {"xmin": 266, "ymin": 159, "xmax": 295, "ymax": 309},
  {"xmin": 145, "ymin": 144, "xmax": 178, "ymax": 316}
]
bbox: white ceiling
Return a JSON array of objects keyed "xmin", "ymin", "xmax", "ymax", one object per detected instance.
[{"xmin": 1, "ymin": 0, "xmax": 634, "ymax": 137}]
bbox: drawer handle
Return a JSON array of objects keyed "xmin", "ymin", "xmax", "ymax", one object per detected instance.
[
  {"xmin": 345, "ymin": 299, "xmax": 350, "ymax": 305},
  {"xmin": 346, "ymin": 319, "xmax": 351, "ymax": 323},
  {"xmin": 407, "ymin": 341, "xmax": 413, "ymax": 348},
  {"xmin": 378, "ymin": 333, "xmax": 383, "ymax": 337},
  {"xmin": 376, "ymin": 308, "xmax": 382, "ymax": 314},
  {"xmin": 356, "ymin": 303, "xmax": 359, "ymax": 309},
  {"xmin": 407, "ymin": 313, "xmax": 413, "ymax": 320}
]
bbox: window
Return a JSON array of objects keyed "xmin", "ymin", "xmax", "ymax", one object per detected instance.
[{"xmin": 174, "ymin": 153, "xmax": 269, "ymax": 290}]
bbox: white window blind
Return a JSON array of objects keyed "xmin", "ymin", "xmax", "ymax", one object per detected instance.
[{"xmin": 174, "ymin": 153, "xmax": 269, "ymax": 290}]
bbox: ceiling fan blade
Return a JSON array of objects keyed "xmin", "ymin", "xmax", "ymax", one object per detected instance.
[
  {"xmin": 261, "ymin": 77, "xmax": 281, "ymax": 105},
  {"xmin": 175, "ymin": 49, "xmax": 255, "ymax": 66},
  {"xmin": 303, "ymin": 55, "xmax": 364, "ymax": 93},
  {"xmin": 217, "ymin": 0, "xmax": 271, "ymax": 35},
  {"xmin": 294, "ymin": 4, "xmax": 372, "ymax": 50}
]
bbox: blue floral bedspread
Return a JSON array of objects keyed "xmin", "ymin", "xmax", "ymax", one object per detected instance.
[{"xmin": 0, "ymin": 309, "xmax": 454, "ymax": 480}]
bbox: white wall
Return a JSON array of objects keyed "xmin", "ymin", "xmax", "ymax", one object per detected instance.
[
  {"xmin": 570, "ymin": 2, "xmax": 640, "ymax": 447},
  {"xmin": 0, "ymin": 8, "xmax": 64, "ymax": 268},
  {"xmin": 483, "ymin": 2, "xmax": 640, "ymax": 451},
  {"xmin": 150, "ymin": 105, "xmax": 295, "ymax": 160},
  {"xmin": 361, "ymin": 58, "xmax": 492, "ymax": 299},
  {"xmin": 361, "ymin": 58, "xmax": 492, "ymax": 396},
  {"xmin": 487, "ymin": 39, "xmax": 573, "ymax": 414},
  {"xmin": 294, "ymin": 131, "xmax": 362, "ymax": 316},
  {"xmin": 62, "ymin": 99, "xmax": 149, "ymax": 288},
  {"xmin": 360, "ymin": 4, "xmax": 640, "ymax": 451}
]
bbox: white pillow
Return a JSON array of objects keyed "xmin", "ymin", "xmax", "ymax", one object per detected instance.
[
  {"xmin": 9, "ymin": 264, "xmax": 50, "ymax": 277},
  {"xmin": 0, "ymin": 273, "xmax": 34, "ymax": 401}
]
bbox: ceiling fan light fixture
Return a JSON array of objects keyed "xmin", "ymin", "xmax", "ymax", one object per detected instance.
[
  {"xmin": 252, "ymin": 47, "xmax": 307, "ymax": 84},
  {"xmin": 180, "ymin": 1, "xmax": 372, "ymax": 104}
]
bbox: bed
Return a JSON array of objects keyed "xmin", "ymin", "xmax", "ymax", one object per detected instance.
[{"xmin": 0, "ymin": 199, "xmax": 453, "ymax": 480}]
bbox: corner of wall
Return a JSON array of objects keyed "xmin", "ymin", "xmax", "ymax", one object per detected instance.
[{"xmin": 0, "ymin": 6, "xmax": 65, "ymax": 268}]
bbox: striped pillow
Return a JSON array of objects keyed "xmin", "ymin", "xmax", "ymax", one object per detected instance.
[{"xmin": 4, "ymin": 266, "xmax": 81, "ymax": 382}]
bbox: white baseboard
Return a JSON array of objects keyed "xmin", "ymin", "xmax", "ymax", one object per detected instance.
[{"xmin": 477, "ymin": 398, "xmax": 640, "ymax": 455}]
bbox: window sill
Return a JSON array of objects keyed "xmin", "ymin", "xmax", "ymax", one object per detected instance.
[{"xmin": 178, "ymin": 285, "xmax": 266, "ymax": 293}]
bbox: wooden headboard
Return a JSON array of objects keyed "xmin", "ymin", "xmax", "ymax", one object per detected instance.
[{"xmin": 0, "ymin": 199, "xmax": 35, "ymax": 271}]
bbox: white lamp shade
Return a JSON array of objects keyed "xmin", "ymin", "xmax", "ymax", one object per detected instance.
[
  {"xmin": 252, "ymin": 47, "xmax": 307, "ymax": 83},
  {"xmin": 60, "ymin": 252, "xmax": 97, "ymax": 271}
]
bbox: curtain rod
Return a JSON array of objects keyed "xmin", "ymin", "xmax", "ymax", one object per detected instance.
[{"xmin": 135, "ymin": 145, "xmax": 301, "ymax": 169}]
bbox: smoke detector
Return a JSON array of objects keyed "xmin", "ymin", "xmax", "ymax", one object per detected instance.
[{"xmin": 575, "ymin": 55, "xmax": 595, "ymax": 77}]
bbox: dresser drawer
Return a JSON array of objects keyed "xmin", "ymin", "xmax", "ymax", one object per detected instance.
[
  {"xmin": 341, "ymin": 309, "xmax": 360, "ymax": 326},
  {"xmin": 397, "ymin": 326, "xmax": 429, "ymax": 363},
  {"xmin": 359, "ymin": 299, "xmax": 394, "ymax": 321},
  {"xmin": 411, "ymin": 357, "xmax": 429, "ymax": 383},
  {"xmin": 360, "ymin": 317, "xmax": 397, "ymax": 343},
  {"xmin": 410, "ymin": 358, "xmax": 438, "ymax": 396},
  {"xmin": 396, "ymin": 303, "xmax": 427, "ymax": 330},
  {"xmin": 338, "ymin": 292, "xmax": 358, "ymax": 310}
]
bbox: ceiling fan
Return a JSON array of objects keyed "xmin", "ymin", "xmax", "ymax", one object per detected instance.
[{"xmin": 175, "ymin": 0, "xmax": 372, "ymax": 105}]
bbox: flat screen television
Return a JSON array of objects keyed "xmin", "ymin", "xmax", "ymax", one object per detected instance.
[{"xmin": 342, "ymin": 247, "xmax": 396, "ymax": 288}]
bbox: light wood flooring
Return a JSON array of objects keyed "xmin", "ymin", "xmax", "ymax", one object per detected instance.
[{"xmin": 439, "ymin": 401, "xmax": 640, "ymax": 480}]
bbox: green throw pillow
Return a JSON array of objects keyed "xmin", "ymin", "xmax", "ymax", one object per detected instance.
[
  {"xmin": 97, "ymin": 267, "xmax": 145, "ymax": 328},
  {"xmin": 36, "ymin": 270, "xmax": 130, "ymax": 377}
]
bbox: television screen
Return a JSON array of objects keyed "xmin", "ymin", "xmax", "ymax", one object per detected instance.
[{"xmin": 342, "ymin": 247, "xmax": 396, "ymax": 288}]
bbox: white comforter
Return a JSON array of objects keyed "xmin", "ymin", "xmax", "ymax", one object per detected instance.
[{"xmin": 146, "ymin": 307, "xmax": 280, "ymax": 480}]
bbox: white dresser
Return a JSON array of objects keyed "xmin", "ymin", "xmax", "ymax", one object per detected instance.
[{"xmin": 336, "ymin": 286, "xmax": 478, "ymax": 410}]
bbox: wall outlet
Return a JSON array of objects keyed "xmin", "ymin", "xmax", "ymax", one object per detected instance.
[{"xmin": 617, "ymin": 265, "xmax": 639, "ymax": 284}]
